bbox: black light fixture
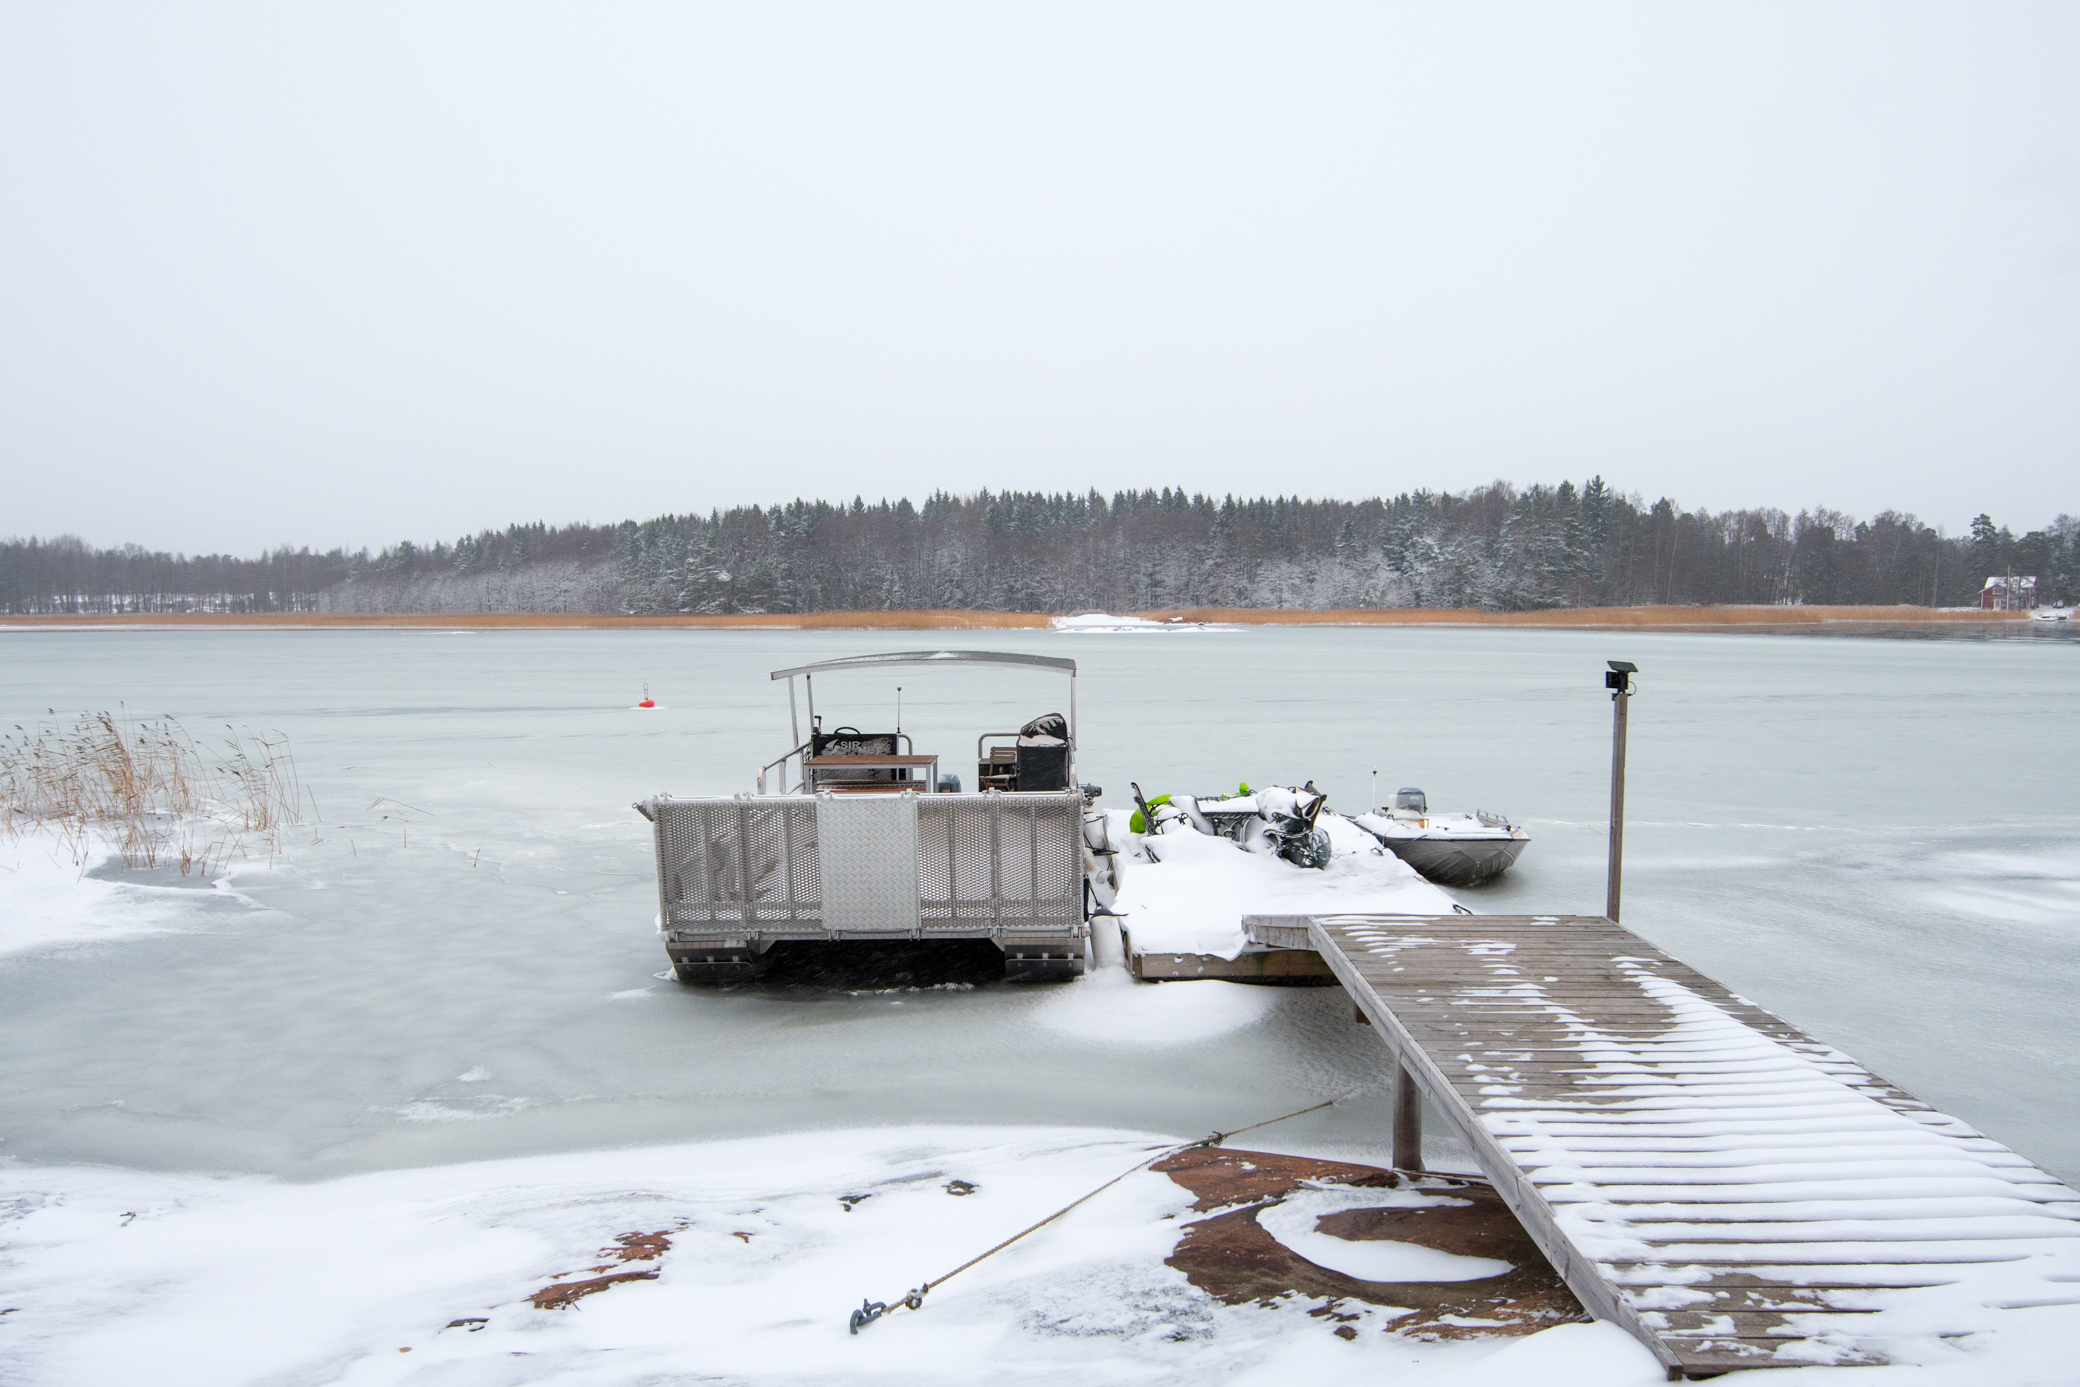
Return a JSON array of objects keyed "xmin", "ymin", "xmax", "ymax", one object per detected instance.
[{"xmin": 1605, "ymin": 659, "xmax": 1637, "ymax": 692}]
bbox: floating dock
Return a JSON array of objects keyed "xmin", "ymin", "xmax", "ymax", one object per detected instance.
[{"xmin": 1242, "ymin": 911, "xmax": 2080, "ymax": 1378}]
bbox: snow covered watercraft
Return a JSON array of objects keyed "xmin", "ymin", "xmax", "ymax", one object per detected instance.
[
  {"xmin": 1132, "ymin": 782, "xmax": 1333, "ymax": 870},
  {"xmin": 1103, "ymin": 785, "xmax": 1461, "ymax": 974},
  {"xmin": 1353, "ymin": 787, "xmax": 1529, "ymax": 888}
]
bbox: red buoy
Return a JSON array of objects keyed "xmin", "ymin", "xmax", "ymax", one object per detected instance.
[{"xmin": 638, "ymin": 683, "xmax": 656, "ymax": 709}]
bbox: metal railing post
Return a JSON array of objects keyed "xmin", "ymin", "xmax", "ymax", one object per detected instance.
[
  {"xmin": 734, "ymin": 798, "xmax": 753, "ymax": 923},
  {"xmin": 1604, "ymin": 661, "xmax": 1636, "ymax": 922},
  {"xmin": 988, "ymin": 791, "xmax": 1003, "ymax": 931}
]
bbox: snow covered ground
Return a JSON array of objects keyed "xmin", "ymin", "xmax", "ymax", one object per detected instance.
[
  {"xmin": 0, "ymin": 1125, "xmax": 1683, "ymax": 1387},
  {"xmin": 7, "ymin": 1119, "xmax": 2073, "ymax": 1385}
]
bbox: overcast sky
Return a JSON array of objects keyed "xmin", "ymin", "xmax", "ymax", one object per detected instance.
[{"xmin": 2, "ymin": 3, "xmax": 2075, "ymax": 556}]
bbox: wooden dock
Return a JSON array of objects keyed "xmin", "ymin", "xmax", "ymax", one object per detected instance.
[{"xmin": 1243, "ymin": 912, "xmax": 2080, "ymax": 1378}]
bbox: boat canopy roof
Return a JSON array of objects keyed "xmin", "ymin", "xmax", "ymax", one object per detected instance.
[{"xmin": 769, "ymin": 650, "xmax": 1075, "ymax": 681}]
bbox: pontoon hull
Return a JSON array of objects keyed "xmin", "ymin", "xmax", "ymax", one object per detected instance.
[
  {"xmin": 1382, "ymin": 835, "xmax": 1528, "ymax": 887},
  {"xmin": 639, "ymin": 789, "xmax": 1090, "ymax": 982}
]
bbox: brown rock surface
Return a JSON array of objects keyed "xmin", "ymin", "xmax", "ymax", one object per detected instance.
[
  {"xmin": 1155, "ymin": 1147, "xmax": 1584, "ymax": 1339},
  {"xmin": 527, "ymin": 1226, "xmax": 678, "ymax": 1310}
]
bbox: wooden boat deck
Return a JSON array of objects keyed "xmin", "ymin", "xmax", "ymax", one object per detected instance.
[{"xmin": 1241, "ymin": 912, "xmax": 2080, "ymax": 1378}]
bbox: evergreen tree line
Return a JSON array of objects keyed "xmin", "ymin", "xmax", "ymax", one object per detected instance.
[{"xmin": 4, "ymin": 481, "xmax": 2074, "ymax": 615}]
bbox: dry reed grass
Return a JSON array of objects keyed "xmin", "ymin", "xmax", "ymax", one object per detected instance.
[
  {"xmin": 0, "ymin": 610, "xmax": 1051, "ymax": 630},
  {"xmin": 0, "ymin": 606, "xmax": 2017, "ymax": 631},
  {"xmin": 0, "ymin": 708, "xmax": 303, "ymax": 875},
  {"xmin": 1140, "ymin": 604, "xmax": 2022, "ymax": 629}
]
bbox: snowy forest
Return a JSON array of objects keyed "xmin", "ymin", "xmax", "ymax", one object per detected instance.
[{"xmin": 4, "ymin": 480, "xmax": 2075, "ymax": 616}]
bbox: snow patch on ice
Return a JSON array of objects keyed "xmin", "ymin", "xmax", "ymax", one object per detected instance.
[
  {"xmin": 391, "ymin": 1095, "xmax": 538, "ymax": 1122},
  {"xmin": 1033, "ymin": 967, "xmax": 1278, "ymax": 1043},
  {"xmin": 1053, "ymin": 612, "xmax": 1234, "ymax": 633},
  {"xmin": 0, "ymin": 828, "xmax": 203, "ymax": 958},
  {"xmin": 1921, "ymin": 845, "xmax": 2080, "ymax": 926}
]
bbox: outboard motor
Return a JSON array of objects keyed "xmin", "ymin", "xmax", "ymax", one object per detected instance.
[{"xmin": 1393, "ymin": 786, "xmax": 1428, "ymax": 817}]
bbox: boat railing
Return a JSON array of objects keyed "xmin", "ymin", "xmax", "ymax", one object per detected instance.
[
  {"xmin": 756, "ymin": 741, "xmax": 815, "ymax": 795},
  {"xmin": 762, "ymin": 733, "xmax": 926, "ymax": 794}
]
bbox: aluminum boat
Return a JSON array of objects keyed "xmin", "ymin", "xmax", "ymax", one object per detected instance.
[{"xmin": 1353, "ymin": 787, "xmax": 1530, "ymax": 887}]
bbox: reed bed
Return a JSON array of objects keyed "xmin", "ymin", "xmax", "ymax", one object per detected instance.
[
  {"xmin": 0, "ymin": 605, "xmax": 2020, "ymax": 631},
  {"xmin": 0, "ymin": 709, "xmax": 303, "ymax": 875},
  {"xmin": 1140, "ymin": 604, "xmax": 2024, "ymax": 628}
]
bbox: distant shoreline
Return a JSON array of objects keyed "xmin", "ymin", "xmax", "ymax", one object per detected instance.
[{"xmin": 0, "ymin": 605, "xmax": 2030, "ymax": 632}]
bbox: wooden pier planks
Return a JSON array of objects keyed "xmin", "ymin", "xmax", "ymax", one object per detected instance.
[{"xmin": 1242, "ymin": 912, "xmax": 2080, "ymax": 1378}]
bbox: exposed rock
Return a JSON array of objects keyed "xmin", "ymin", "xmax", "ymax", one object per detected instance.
[
  {"xmin": 1155, "ymin": 1147, "xmax": 1584, "ymax": 1339},
  {"xmin": 527, "ymin": 1226, "xmax": 677, "ymax": 1310},
  {"xmin": 528, "ymin": 1270, "xmax": 658, "ymax": 1311}
]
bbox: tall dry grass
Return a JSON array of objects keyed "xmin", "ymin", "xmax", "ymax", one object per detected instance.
[
  {"xmin": 1137, "ymin": 604, "xmax": 2024, "ymax": 628},
  {"xmin": 0, "ymin": 709, "xmax": 303, "ymax": 875},
  {"xmin": 1, "ymin": 606, "xmax": 2020, "ymax": 631}
]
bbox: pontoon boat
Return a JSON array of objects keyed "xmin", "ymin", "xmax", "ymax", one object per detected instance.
[{"xmin": 634, "ymin": 651, "xmax": 1098, "ymax": 983}]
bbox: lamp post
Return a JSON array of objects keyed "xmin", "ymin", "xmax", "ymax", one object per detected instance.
[{"xmin": 1605, "ymin": 661, "xmax": 1637, "ymax": 922}]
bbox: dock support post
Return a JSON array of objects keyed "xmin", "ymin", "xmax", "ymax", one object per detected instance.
[
  {"xmin": 1393, "ymin": 1060, "xmax": 1425, "ymax": 1173},
  {"xmin": 1604, "ymin": 660, "xmax": 1636, "ymax": 923}
]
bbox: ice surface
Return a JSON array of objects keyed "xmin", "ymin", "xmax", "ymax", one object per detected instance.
[
  {"xmin": 0, "ymin": 625, "xmax": 2073, "ymax": 1188},
  {"xmin": 1, "ymin": 626, "xmax": 2077, "ymax": 1380}
]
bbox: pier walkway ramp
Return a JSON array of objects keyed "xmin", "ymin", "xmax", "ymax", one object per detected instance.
[{"xmin": 1242, "ymin": 912, "xmax": 2080, "ymax": 1378}]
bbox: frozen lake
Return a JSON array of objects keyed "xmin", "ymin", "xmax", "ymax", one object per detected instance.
[{"xmin": 2, "ymin": 624, "xmax": 2076, "ymax": 1185}]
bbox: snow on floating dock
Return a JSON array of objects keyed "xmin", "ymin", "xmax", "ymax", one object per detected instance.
[{"xmin": 1109, "ymin": 810, "xmax": 1456, "ymax": 963}]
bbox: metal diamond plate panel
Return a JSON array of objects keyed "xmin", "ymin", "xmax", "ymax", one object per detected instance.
[{"xmin": 815, "ymin": 792, "xmax": 921, "ymax": 933}]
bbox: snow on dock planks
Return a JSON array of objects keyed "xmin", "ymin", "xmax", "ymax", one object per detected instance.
[{"xmin": 1242, "ymin": 912, "xmax": 2080, "ymax": 1378}]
